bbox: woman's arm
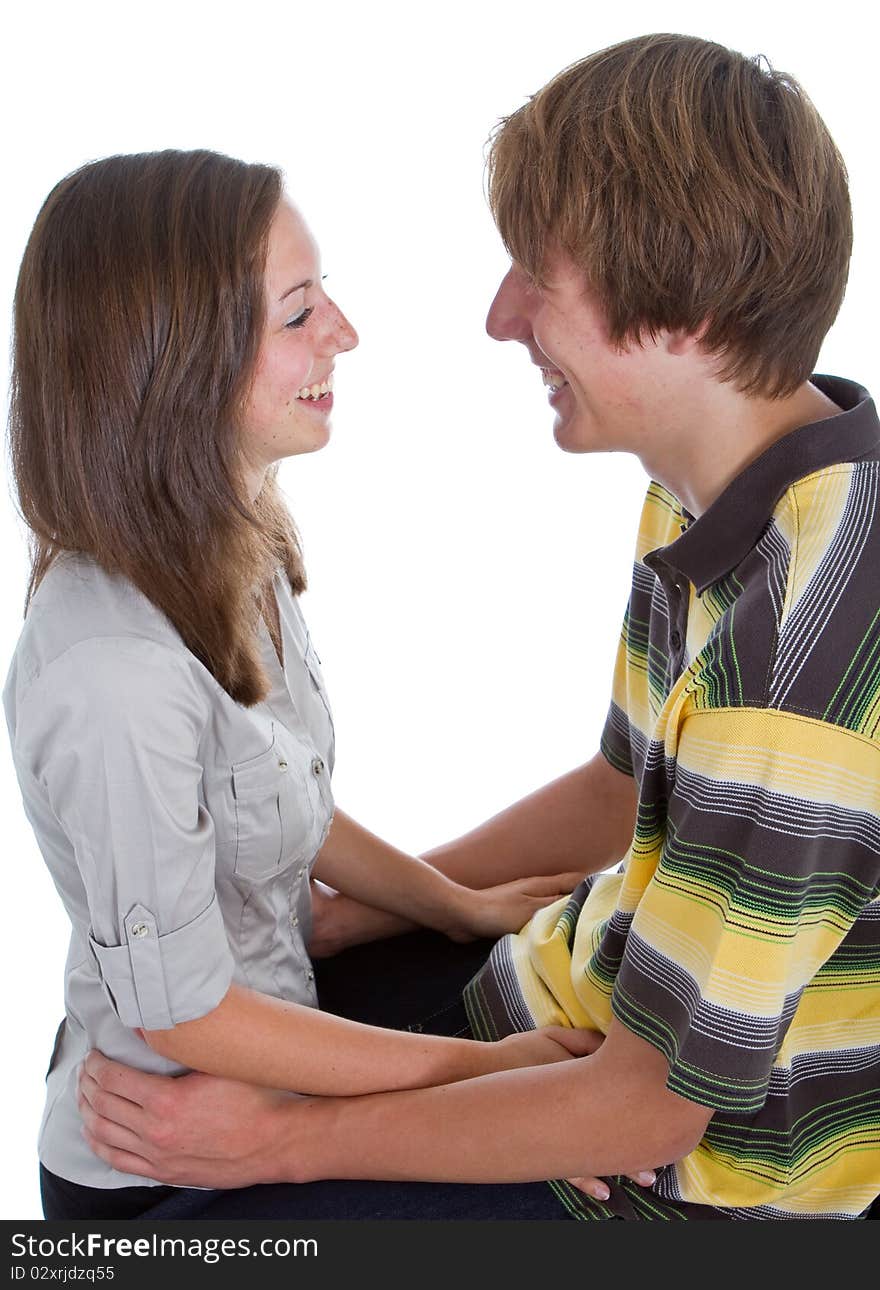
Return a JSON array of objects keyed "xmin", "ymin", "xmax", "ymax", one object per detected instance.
[
  {"xmin": 142, "ymin": 983, "xmax": 599, "ymax": 1098},
  {"xmin": 310, "ymin": 751, "xmax": 638, "ymax": 955},
  {"xmin": 312, "ymin": 810, "xmax": 583, "ymax": 942}
]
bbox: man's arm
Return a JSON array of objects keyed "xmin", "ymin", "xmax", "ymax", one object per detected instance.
[
  {"xmin": 310, "ymin": 751, "xmax": 638, "ymax": 955},
  {"xmin": 80, "ymin": 1019, "xmax": 710, "ymax": 1188}
]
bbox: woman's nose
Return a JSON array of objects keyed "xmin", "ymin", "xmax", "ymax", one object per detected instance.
[{"xmin": 327, "ymin": 300, "xmax": 359, "ymax": 353}]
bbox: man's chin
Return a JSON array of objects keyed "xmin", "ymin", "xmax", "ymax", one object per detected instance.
[{"xmin": 552, "ymin": 414, "xmax": 601, "ymax": 453}]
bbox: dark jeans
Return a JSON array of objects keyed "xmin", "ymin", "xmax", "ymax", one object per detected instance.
[{"xmin": 41, "ymin": 931, "xmax": 569, "ymax": 1220}]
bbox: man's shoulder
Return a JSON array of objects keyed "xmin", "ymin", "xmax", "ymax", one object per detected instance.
[{"xmin": 689, "ymin": 457, "xmax": 880, "ymax": 734}]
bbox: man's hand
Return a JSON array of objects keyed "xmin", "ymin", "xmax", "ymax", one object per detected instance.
[{"xmin": 77, "ymin": 1051, "xmax": 295, "ymax": 1188}]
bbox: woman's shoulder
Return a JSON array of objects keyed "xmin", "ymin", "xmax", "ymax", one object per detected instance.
[{"xmin": 4, "ymin": 552, "xmax": 190, "ymax": 707}]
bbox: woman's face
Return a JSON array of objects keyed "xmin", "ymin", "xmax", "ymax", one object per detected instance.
[{"xmin": 240, "ymin": 198, "xmax": 358, "ymax": 498}]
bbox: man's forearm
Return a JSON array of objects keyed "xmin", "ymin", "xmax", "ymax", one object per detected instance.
[
  {"xmin": 308, "ymin": 752, "xmax": 638, "ymax": 955},
  {"xmin": 422, "ymin": 751, "xmax": 638, "ymax": 887},
  {"xmin": 275, "ymin": 1022, "xmax": 709, "ymax": 1186}
]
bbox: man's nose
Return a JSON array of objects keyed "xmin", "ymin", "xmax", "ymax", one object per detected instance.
[{"xmin": 485, "ymin": 267, "xmax": 533, "ymax": 344}]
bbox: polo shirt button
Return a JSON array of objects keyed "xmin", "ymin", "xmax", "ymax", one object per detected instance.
[
  {"xmin": 311, "ymin": 757, "xmax": 324, "ymax": 776},
  {"xmin": 670, "ymin": 630, "xmax": 682, "ymax": 651}
]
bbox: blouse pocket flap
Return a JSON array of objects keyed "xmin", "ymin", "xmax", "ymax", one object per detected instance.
[{"xmin": 232, "ymin": 740, "xmax": 285, "ymax": 802}]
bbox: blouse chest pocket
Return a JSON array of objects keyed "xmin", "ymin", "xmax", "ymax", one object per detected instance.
[{"xmin": 231, "ymin": 730, "xmax": 316, "ymax": 882}]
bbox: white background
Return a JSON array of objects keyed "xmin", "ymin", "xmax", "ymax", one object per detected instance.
[{"xmin": 1, "ymin": 0, "xmax": 876, "ymax": 1219}]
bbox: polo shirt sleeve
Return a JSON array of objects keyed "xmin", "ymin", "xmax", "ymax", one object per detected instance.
[
  {"xmin": 611, "ymin": 706, "xmax": 880, "ymax": 1114},
  {"xmin": 15, "ymin": 636, "xmax": 234, "ymax": 1030}
]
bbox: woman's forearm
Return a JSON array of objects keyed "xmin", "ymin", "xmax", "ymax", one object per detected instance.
[
  {"xmin": 311, "ymin": 810, "xmax": 468, "ymax": 932},
  {"xmin": 144, "ymin": 983, "xmax": 492, "ymax": 1096}
]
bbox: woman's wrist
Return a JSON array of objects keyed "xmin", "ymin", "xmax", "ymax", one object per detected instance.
[{"xmin": 404, "ymin": 866, "xmax": 473, "ymax": 938}]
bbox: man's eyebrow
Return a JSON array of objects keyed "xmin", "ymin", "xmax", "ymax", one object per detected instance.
[{"xmin": 278, "ymin": 279, "xmax": 312, "ymax": 303}]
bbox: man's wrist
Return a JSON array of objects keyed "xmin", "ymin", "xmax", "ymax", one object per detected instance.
[{"xmin": 272, "ymin": 1094, "xmax": 338, "ymax": 1184}]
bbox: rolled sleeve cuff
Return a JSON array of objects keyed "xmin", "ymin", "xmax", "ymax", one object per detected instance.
[{"xmin": 88, "ymin": 894, "xmax": 234, "ymax": 1030}]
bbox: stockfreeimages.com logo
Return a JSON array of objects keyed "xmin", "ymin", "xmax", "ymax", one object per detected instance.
[{"xmin": 11, "ymin": 1232, "xmax": 317, "ymax": 1266}]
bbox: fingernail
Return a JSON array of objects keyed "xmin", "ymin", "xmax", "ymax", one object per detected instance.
[
  {"xmin": 637, "ymin": 1171, "xmax": 656, "ymax": 1185},
  {"xmin": 593, "ymin": 1184, "xmax": 611, "ymax": 1201}
]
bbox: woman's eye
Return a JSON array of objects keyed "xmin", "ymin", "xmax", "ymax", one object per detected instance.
[{"xmin": 284, "ymin": 307, "xmax": 314, "ymax": 330}]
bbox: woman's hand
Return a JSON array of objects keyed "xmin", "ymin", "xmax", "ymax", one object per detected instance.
[
  {"xmin": 444, "ymin": 872, "xmax": 583, "ymax": 941},
  {"xmin": 492, "ymin": 1024, "xmax": 603, "ymax": 1069}
]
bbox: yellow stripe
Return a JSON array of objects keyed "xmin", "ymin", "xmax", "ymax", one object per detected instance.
[
  {"xmin": 676, "ymin": 707, "xmax": 880, "ymax": 814},
  {"xmin": 778, "ymin": 468, "xmax": 853, "ymax": 632}
]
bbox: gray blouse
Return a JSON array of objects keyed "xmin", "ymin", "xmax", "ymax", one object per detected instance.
[{"xmin": 3, "ymin": 552, "xmax": 335, "ymax": 1189}]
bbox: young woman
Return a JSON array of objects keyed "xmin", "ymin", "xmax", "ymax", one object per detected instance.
[{"xmin": 3, "ymin": 150, "xmax": 604, "ymax": 1219}]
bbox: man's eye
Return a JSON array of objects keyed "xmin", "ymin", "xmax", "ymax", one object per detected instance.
[{"xmin": 285, "ymin": 307, "xmax": 314, "ymax": 330}]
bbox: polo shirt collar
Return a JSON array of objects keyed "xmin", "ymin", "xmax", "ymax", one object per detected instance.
[{"xmin": 646, "ymin": 375, "xmax": 880, "ymax": 594}]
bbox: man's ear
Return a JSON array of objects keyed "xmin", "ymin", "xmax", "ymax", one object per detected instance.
[{"xmin": 665, "ymin": 319, "xmax": 711, "ymax": 356}]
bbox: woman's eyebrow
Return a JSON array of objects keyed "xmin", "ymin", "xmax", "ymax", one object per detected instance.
[{"xmin": 278, "ymin": 279, "xmax": 312, "ymax": 302}]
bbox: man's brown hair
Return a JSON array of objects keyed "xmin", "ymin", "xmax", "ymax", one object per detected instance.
[
  {"xmin": 9, "ymin": 149, "xmax": 304, "ymax": 706},
  {"xmin": 487, "ymin": 33, "xmax": 852, "ymax": 398}
]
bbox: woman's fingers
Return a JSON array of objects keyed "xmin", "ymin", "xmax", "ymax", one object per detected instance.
[
  {"xmin": 517, "ymin": 872, "xmax": 585, "ymax": 897},
  {"xmin": 540, "ymin": 1025, "xmax": 603, "ymax": 1057},
  {"xmin": 566, "ymin": 1170, "xmax": 657, "ymax": 1200},
  {"xmin": 566, "ymin": 1176, "xmax": 612, "ymax": 1201}
]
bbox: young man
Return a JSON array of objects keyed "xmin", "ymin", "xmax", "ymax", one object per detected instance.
[{"xmin": 78, "ymin": 34, "xmax": 879, "ymax": 1219}]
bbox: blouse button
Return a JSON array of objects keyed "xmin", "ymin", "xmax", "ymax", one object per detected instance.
[
  {"xmin": 311, "ymin": 757, "xmax": 324, "ymax": 776},
  {"xmin": 278, "ymin": 759, "xmax": 288, "ymax": 771},
  {"xmin": 289, "ymin": 913, "xmax": 299, "ymax": 928}
]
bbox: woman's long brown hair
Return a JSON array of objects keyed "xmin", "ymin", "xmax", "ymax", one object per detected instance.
[{"xmin": 9, "ymin": 149, "xmax": 305, "ymax": 706}]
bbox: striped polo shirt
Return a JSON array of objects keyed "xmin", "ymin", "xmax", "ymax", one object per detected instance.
[{"xmin": 465, "ymin": 374, "xmax": 880, "ymax": 1220}]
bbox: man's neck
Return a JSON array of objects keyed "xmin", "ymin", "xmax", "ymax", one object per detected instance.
[{"xmin": 642, "ymin": 380, "xmax": 843, "ymax": 518}]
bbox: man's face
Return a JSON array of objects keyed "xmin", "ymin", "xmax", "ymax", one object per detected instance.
[{"xmin": 485, "ymin": 248, "xmax": 673, "ymax": 454}]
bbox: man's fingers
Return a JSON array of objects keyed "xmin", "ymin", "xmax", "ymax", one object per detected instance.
[
  {"xmin": 82, "ymin": 1050, "xmax": 170, "ymax": 1110},
  {"xmin": 78, "ymin": 1070, "xmax": 153, "ymax": 1138},
  {"xmin": 81, "ymin": 1128, "xmax": 164, "ymax": 1183},
  {"xmin": 78, "ymin": 1088, "xmax": 153, "ymax": 1158}
]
